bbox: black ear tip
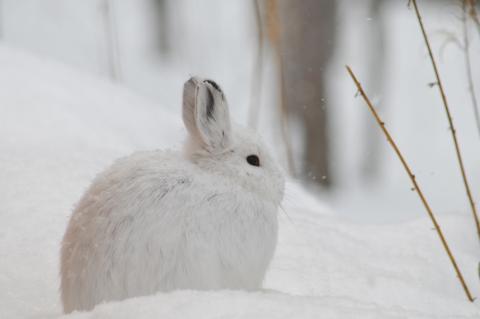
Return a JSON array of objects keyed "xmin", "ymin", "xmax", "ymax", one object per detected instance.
[
  {"xmin": 204, "ymin": 79, "xmax": 222, "ymax": 93},
  {"xmin": 184, "ymin": 77, "xmax": 222, "ymax": 94}
]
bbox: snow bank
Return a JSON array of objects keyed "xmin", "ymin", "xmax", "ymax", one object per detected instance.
[
  {"xmin": 58, "ymin": 290, "xmax": 468, "ymax": 319},
  {"xmin": 56, "ymin": 214, "xmax": 480, "ymax": 319},
  {"xmin": 1, "ymin": 45, "xmax": 479, "ymax": 318}
]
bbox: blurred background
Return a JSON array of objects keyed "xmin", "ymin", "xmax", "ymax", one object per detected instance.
[{"xmin": 1, "ymin": 0, "xmax": 480, "ymax": 223}]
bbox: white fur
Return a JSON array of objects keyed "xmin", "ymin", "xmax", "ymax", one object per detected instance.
[{"xmin": 60, "ymin": 77, "xmax": 285, "ymax": 313}]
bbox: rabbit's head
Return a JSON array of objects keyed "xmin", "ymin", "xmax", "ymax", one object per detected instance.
[{"xmin": 183, "ymin": 77, "xmax": 284, "ymax": 205}]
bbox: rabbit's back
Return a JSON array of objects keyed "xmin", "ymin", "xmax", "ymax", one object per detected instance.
[{"xmin": 60, "ymin": 150, "xmax": 278, "ymax": 313}]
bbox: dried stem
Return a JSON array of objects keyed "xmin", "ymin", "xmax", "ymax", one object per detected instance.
[
  {"xmin": 462, "ymin": 0, "xmax": 480, "ymax": 138},
  {"xmin": 411, "ymin": 0, "xmax": 480, "ymax": 240},
  {"xmin": 346, "ymin": 65, "xmax": 475, "ymax": 303},
  {"xmin": 248, "ymin": 0, "xmax": 264, "ymax": 130}
]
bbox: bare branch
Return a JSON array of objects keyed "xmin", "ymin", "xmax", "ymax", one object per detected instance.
[
  {"xmin": 411, "ymin": 0, "xmax": 480, "ymax": 240},
  {"xmin": 346, "ymin": 65, "xmax": 475, "ymax": 303}
]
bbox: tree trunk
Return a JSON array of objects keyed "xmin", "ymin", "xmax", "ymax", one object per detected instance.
[
  {"xmin": 362, "ymin": 0, "xmax": 386, "ymax": 181},
  {"xmin": 277, "ymin": 0, "xmax": 336, "ymax": 186}
]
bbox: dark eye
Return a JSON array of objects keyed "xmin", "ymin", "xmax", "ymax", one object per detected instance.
[{"xmin": 246, "ymin": 155, "xmax": 260, "ymax": 167}]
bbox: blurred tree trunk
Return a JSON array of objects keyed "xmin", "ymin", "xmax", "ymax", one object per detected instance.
[
  {"xmin": 0, "ymin": 0, "xmax": 3, "ymax": 38},
  {"xmin": 362, "ymin": 0, "xmax": 386, "ymax": 181},
  {"xmin": 101, "ymin": 0, "xmax": 122, "ymax": 81},
  {"xmin": 152, "ymin": 0, "xmax": 171, "ymax": 56},
  {"xmin": 277, "ymin": 0, "xmax": 336, "ymax": 186}
]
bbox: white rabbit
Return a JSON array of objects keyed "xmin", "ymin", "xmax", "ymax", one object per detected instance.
[{"xmin": 60, "ymin": 77, "xmax": 285, "ymax": 313}]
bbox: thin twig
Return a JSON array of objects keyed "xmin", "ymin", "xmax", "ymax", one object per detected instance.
[
  {"xmin": 411, "ymin": 0, "xmax": 480, "ymax": 240},
  {"xmin": 247, "ymin": 0, "xmax": 264, "ymax": 130},
  {"xmin": 346, "ymin": 65, "xmax": 475, "ymax": 303},
  {"xmin": 462, "ymin": 0, "xmax": 480, "ymax": 138}
]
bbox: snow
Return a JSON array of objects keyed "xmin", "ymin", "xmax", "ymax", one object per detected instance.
[
  {"xmin": 58, "ymin": 289, "xmax": 474, "ymax": 319},
  {"xmin": 1, "ymin": 44, "xmax": 480, "ymax": 318}
]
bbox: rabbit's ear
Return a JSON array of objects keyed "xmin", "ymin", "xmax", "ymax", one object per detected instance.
[{"xmin": 182, "ymin": 77, "xmax": 231, "ymax": 152}]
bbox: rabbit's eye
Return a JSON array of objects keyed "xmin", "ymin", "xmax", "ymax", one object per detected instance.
[{"xmin": 246, "ymin": 155, "xmax": 260, "ymax": 167}]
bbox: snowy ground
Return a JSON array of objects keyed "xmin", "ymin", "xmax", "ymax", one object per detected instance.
[{"xmin": 1, "ymin": 45, "xmax": 480, "ymax": 318}]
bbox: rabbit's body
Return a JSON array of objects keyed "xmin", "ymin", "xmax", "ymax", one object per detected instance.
[{"xmin": 60, "ymin": 77, "xmax": 284, "ymax": 313}]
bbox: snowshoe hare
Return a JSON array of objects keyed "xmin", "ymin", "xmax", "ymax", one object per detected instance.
[{"xmin": 60, "ymin": 77, "xmax": 285, "ymax": 313}]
